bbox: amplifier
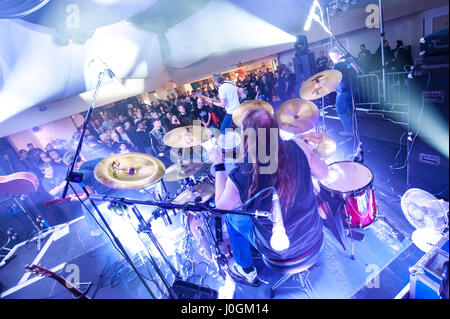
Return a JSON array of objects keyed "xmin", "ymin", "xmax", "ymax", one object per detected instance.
[
  {"xmin": 419, "ymin": 29, "xmax": 449, "ymax": 57},
  {"xmin": 171, "ymin": 279, "xmax": 218, "ymax": 299}
]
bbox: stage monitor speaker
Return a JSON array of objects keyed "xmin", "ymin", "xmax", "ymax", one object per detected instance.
[
  {"xmin": 407, "ymin": 62, "xmax": 449, "ymax": 200},
  {"xmin": 293, "ymin": 51, "xmax": 316, "ymax": 94}
]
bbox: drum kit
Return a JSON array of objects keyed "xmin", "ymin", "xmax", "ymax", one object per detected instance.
[{"xmin": 83, "ymin": 70, "xmax": 375, "ymax": 292}]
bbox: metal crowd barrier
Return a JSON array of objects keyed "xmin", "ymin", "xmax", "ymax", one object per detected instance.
[{"xmin": 354, "ymin": 71, "xmax": 409, "ymax": 124}]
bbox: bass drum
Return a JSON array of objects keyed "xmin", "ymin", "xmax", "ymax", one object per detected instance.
[
  {"xmin": 187, "ymin": 212, "xmax": 233, "ymax": 262},
  {"xmin": 319, "ymin": 161, "xmax": 377, "ymax": 229}
]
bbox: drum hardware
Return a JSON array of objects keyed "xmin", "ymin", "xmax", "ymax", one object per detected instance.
[
  {"xmin": 173, "ymin": 183, "xmax": 215, "ymax": 205},
  {"xmin": 129, "ymin": 205, "xmax": 180, "ymax": 281},
  {"xmin": 299, "ymin": 70, "xmax": 343, "ymax": 133},
  {"xmin": 88, "ymin": 194, "xmax": 269, "ymax": 282}
]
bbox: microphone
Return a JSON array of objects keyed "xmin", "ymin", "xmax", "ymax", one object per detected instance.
[
  {"xmin": 89, "ymin": 57, "xmax": 123, "ymax": 86},
  {"xmin": 269, "ymin": 189, "xmax": 290, "ymax": 252}
]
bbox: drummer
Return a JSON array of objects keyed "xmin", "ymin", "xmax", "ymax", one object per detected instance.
[{"xmin": 207, "ymin": 108, "xmax": 328, "ymax": 285}]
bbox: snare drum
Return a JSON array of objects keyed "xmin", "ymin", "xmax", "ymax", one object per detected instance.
[{"xmin": 318, "ymin": 161, "xmax": 377, "ymax": 229}]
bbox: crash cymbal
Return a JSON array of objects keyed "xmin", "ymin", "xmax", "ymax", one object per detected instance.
[
  {"xmin": 173, "ymin": 183, "xmax": 215, "ymax": 205},
  {"xmin": 163, "ymin": 125, "xmax": 212, "ymax": 149},
  {"xmin": 301, "ymin": 132, "xmax": 336, "ymax": 159},
  {"xmin": 163, "ymin": 162, "xmax": 203, "ymax": 181},
  {"xmin": 232, "ymin": 100, "xmax": 274, "ymax": 127},
  {"xmin": 276, "ymin": 98, "xmax": 319, "ymax": 133},
  {"xmin": 94, "ymin": 153, "xmax": 165, "ymax": 190},
  {"xmin": 299, "ymin": 70, "xmax": 343, "ymax": 100}
]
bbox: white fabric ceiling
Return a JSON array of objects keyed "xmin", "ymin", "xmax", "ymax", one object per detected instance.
[{"xmin": 0, "ymin": 0, "xmax": 440, "ymax": 136}]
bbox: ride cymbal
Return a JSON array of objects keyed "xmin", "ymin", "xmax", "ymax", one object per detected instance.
[
  {"xmin": 94, "ymin": 153, "xmax": 165, "ymax": 189},
  {"xmin": 163, "ymin": 125, "xmax": 212, "ymax": 149},
  {"xmin": 299, "ymin": 70, "xmax": 343, "ymax": 100},
  {"xmin": 276, "ymin": 98, "xmax": 319, "ymax": 133},
  {"xmin": 232, "ymin": 100, "xmax": 274, "ymax": 127}
]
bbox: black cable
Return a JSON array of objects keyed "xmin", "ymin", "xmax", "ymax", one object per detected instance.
[{"xmin": 392, "ymin": 72, "xmax": 431, "ymax": 170}]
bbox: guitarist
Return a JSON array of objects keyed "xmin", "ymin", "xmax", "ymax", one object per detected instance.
[{"xmin": 208, "ymin": 74, "xmax": 240, "ymax": 134}]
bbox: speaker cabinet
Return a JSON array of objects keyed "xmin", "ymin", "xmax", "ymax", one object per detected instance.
[{"xmin": 407, "ymin": 62, "xmax": 449, "ymax": 200}]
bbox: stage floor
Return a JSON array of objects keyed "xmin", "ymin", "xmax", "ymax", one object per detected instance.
[{"xmin": 0, "ymin": 108, "xmax": 435, "ymax": 299}]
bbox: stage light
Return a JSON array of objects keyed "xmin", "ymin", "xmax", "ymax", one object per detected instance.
[
  {"xmin": 303, "ymin": 0, "xmax": 321, "ymax": 31},
  {"xmin": 302, "ymin": 0, "xmax": 332, "ymax": 35},
  {"xmin": 340, "ymin": 0, "xmax": 351, "ymax": 12}
]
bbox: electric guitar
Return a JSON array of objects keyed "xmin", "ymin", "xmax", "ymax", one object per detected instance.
[
  {"xmin": 44, "ymin": 193, "xmax": 87, "ymax": 207},
  {"xmin": 25, "ymin": 264, "xmax": 91, "ymax": 299},
  {"xmin": 0, "ymin": 172, "xmax": 39, "ymax": 194},
  {"xmin": 192, "ymin": 92, "xmax": 220, "ymax": 104}
]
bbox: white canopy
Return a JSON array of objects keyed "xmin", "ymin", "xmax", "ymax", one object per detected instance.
[{"xmin": 0, "ymin": 0, "xmax": 445, "ymax": 136}]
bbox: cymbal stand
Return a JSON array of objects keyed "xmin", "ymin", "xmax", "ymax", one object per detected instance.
[
  {"xmin": 88, "ymin": 194, "xmax": 269, "ymax": 280},
  {"xmin": 78, "ymin": 185, "xmax": 158, "ymax": 299},
  {"xmin": 321, "ymin": 96, "xmax": 326, "ymax": 132},
  {"xmin": 343, "ymin": 206, "xmax": 356, "ymax": 260},
  {"xmin": 12, "ymin": 196, "xmax": 46, "ymax": 251},
  {"xmin": 129, "ymin": 205, "xmax": 181, "ymax": 292}
]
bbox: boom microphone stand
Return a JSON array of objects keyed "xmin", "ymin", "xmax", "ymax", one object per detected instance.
[
  {"xmin": 60, "ymin": 62, "xmax": 159, "ymax": 299},
  {"xmin": 303, "ymin": 3, "xmax": 365, "ymax": 162}
]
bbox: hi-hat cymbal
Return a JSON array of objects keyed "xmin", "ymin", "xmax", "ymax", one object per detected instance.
[
  {"xmin": 169, "ymin": 147, "xmax": 206, "ymax": 164},
  {"xmin": 299, "ymin": 70, "xmax": 343, "ymax": 100},
  {"xmin": 173, "ymin": 183, "xmax": 215, "ymax": 205},
  {"xmin": 94, "ymin": 153, "xmax": 165, "ymax": 189},
  {"xmin": 163, "ymin": 125, "xmax": 212, "ymax": 149},
  {"xmin": 301, "ymin": 132, "xmax": 336, "ymax": 159},
  {"xmin": 163, "ymin": 162, "xmax": 203, "ymax": 181},
  {"xmin": 276, "ymin": 98, "xmax": 319, "ymax": 133},
  {"xmin": 232, "ymin": 100, "xmax": 274, "ymax": 127}
]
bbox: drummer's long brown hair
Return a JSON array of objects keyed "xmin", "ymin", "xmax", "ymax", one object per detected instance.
[{"xmin": 241, "ymin": 109, "xmax": 296, "ymax": 213}]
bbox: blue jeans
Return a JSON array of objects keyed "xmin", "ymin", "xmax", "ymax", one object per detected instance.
[
  {"xmin": 220, "ymin": 113, "xmax": 233, "ymax": 134},
  {"xmin": 335, "ymin": 92, "xmax": 354, "ymax": 133},
  {"xmin": 225, "ymin": 213, "xmax": 256, "ymax": 269}
]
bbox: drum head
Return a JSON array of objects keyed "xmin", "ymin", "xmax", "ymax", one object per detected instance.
[
  {"xmin": 319, "ymin": 161, "xmax": 373, "ymax": 193},
  {"xmin": 217, "ymin": 131, "xmax": 241, "ymax": 150}
]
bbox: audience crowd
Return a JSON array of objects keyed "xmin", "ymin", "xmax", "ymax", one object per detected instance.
[{"xmin": 15, "ymin": 65, "xmax": 299, "ymax": 199}]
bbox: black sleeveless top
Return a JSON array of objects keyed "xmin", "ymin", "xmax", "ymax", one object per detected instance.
[{"xmin": 228, "ymin": 140, "xmax": 323, "ymax": 260}]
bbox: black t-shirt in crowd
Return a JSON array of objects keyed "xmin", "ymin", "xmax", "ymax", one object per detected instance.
[
  {"xmin": 228, "ymin": 140, "xmax": 323, "ymax": 261},
  {"xmin": 316, "ymin": 56, "xmax": 329, "ymax": 72},
  {"xmin": 194, "ymin": 107, "xmax": 210, "ymax": 124}
]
